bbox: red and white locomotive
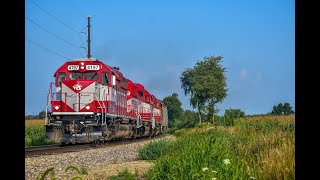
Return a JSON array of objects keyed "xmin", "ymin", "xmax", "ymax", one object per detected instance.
[{"xmin": 45, "ymin": 58, "xmax": 168, "ymax": 144}]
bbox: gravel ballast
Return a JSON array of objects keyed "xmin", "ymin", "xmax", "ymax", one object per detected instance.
[{"xmin": 25, "ymin": 135, "xmax": 175, "ymax": 179}]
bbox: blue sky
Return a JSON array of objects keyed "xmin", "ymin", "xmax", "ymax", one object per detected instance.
[{"xmin": 25, "ymin": 0, "xmax": 295, "ymax": 116}]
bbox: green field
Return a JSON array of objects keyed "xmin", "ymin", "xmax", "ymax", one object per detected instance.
[
  {"xmin": 25, "ymin": 120, "xmax": 57, "ymax": 146},
  {"xmin": 139, "ymin": 115, "xmax": 294, "ymax": 180}
]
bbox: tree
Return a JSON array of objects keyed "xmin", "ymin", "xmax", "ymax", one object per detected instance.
[
  {"xmin": 271, "ymin": 102, "xmax": 294, "ymax": 115},
  {"xmin": 38, "ymin": 110, "xmax": 46, "ymax": 119},
  {"xmin": 180, "ymin": 55, "xmax": 227, "ymax": 124},
  {"xmin": 283, "ymin": 102, "xmax": 294, "ymax": 115},
  {"xmin": 223, "ymin": 108, "xmax": 245, "ymax": 126},
  {"xmin": 175, "ymin": 110, "xmax": 198, "ymax": 129},
  {"xmin": 276, "ymin": 103, "xmax": 284, "ymax": 115},
  {"xmin": 162, "ymin": 93, "xmax": 184, "ymax": 127},
  {"xmin": 224, "ymin": 108, "xmax": 245, "ymax": 119},
  {"xmin": 181, "ymin": 68, "xmax": 206, "ymax": 124},
  {"xmin": 205, "ymin": 102, "xmax": 219, "ymax": 123},
  {"xmin": 271, "ymin": 105, "xmax": 280, "ymax": 115}
]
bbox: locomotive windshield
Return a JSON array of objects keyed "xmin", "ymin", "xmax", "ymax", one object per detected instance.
[
  {"xmin": 102, "ymin": 72, "xmax": 109, "ymax": 85},
  {"xmin": 84, "ymin": 72, "xmax": 98, "ymax": 80},
  {"xmin": 69, "ymin": 72, "xmax": 82, "ymax": 80},
  {"xmin": 58, "ymin": 72, "xmax": 66, "ymax": 85},
  {"xmin": 69, "ymin": 72, "xmax": 98, "ymax": 80}
]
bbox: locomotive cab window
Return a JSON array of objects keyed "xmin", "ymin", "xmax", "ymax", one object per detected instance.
[
  {"xmin": 102, "ymin": 72, "xmax": 109, "ymax": 85},
  {"xmin": 69, "ymin": 72, "xmax": 82, "ymax": 80},
  {"xmin": 57, "ymin": 72, "xmax": 66, "ymax": 86},
  {"xmin": 121, "ymin": 78, "xmax": 128, "ymax": 90},
  {"xmin": 84, "ymin": 72, "xmax": 98, "ymax": 80},
  {"xmin": 116, "ymin": 79, "xmax": 121, "ymax": 87},
  {"xmin": 138, "ymin": 91, "xmax": 143, "ymax": 101}
]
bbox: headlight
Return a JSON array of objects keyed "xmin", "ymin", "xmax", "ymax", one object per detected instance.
[
  {"xmin": 54, "ymin": 106, "xmax": 60, "ymax": 110},
  {"xmin": 86, "ymin": 106, "xmax": 90, "ymax": 110}
]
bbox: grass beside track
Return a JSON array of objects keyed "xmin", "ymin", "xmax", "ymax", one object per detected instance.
[
  {"xmin": 139, "ymin": 115, "xmax": 294, "ymax": 180},
  {"xmin": 25, "ymin": 119, "xmax": 58, "ymax": 147}
]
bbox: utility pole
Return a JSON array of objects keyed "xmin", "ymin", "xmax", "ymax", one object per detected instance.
[{"xmin": 87, "ymin": 16, "xmax": 91, "ymax": 58}]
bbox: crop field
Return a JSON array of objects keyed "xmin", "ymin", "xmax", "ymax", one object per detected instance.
[
  {"xmin": 25, "ymin": 119, "xmax": 57, "ymax": 146},
  {"xmin": 139, "ymin": 115, "xmax": 295, "ymax": 180},
  {"xmin": 25, "ymin": 119, "xmax": 45, "ymax": 126}
]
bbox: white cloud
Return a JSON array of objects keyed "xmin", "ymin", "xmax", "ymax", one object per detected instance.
[{"xmin": 240, "ymin": 69, "xmax": 248, "ymax": 79}]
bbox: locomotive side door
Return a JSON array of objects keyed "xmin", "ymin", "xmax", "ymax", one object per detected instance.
[
  {"xmin": 107, "ymin": 74, "xmax": 117, "ymax": 114},
  {"xmin": 151, "ymin": 105, "xmax": 155, "ymax": 129}
]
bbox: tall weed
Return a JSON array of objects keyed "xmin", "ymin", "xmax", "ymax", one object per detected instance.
[{"xmin": 146, "ymin": 115, "xmax": 294, "ymax": 179}]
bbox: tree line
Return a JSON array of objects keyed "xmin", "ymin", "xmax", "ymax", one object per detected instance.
[
  {"xmin": 162, "ymin": 55, "xmax": 294, "ymax": 129},
  {"xmin": 25, "ymin": 110, "xmax": 46, "ymax": 120},
  {"xmin": 271, "ymin": 102, "xmax": 294, "ymax": 115},
  {"xmin": 163, "ymin": 91, "xmax": 294, "ymax": 129}
]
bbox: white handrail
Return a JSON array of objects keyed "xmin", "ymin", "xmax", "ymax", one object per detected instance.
[
  {"xmin": 102, "ymin": 88, "xmax": 108, "ymax": 125},
  {"xmin": 45, "ymin": 82, "xmax": 53, "ymax": 125},
  {"xmin": 95, "ymin": 94, "xmax": 104, "ymax": 125}
]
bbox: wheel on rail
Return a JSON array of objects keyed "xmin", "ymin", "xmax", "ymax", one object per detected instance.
[{"xmin": 91, "ymin": 140, "xmax": 99, "ymax": 147}]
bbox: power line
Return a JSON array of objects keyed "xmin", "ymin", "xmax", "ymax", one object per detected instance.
[
  {"xmin": 31, "ymin": 0, "xmax": 79, "ymax": 33},
  {"xmin": 31, "ymin": 0, "xmax": 87, "ymax": 58},
  {"xmin": 26, "ymin": 39, "xmax": 71, "ymax": 60},
  {"xmin": 78, "ymin": 33, "xmax": 87, "ymax": 55},
  {"xmin": 78, "ymin": 45, "xmax": 84, "ymax": 58},
  {"xmin": 26, "ymin": 17, "xmax": 81, "ymax": 49},
  {"xmin": 77, "ymin": 32, "xmax": 84, "ymax": 57}
]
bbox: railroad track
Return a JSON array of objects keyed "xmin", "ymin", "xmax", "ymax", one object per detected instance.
[
  {"xmin": 25, "ymin": 143, "xmax": 96, "ymax": 157},
  {"xmin": 25, "ymin": 144, "xmax": 63, "ymax": 152},
  {"xmin": 25, "ymin": 135, "xmax": 161, "ymax": 157}
]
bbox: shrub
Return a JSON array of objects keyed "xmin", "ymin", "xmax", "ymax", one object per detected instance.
[
  {"xmin": 174, "ymin": 128, "xmax": 190, "ymax": 137},
  {"xmin": 195, "ymin": 122, "xmax": 212, "ymax": 128},
  {"xmin": 224, "ymin": 108, "xmax": 245, "ymax": 119},
  {"xmin": 164, "ymin": 128, "xmax": 176, "ymax": 134},
  {"xmin": 109, "ymin": 168, "xmax": 138, "ymax": 180},
  {"xmin": 138, "ymin": 139, "xmax": 174, "ymax": 160}
]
